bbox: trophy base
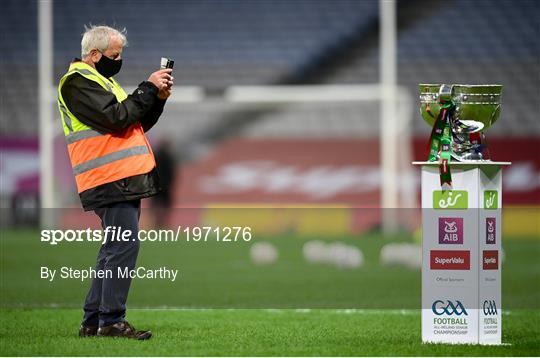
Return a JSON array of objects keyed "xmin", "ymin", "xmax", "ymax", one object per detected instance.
[
  {"xmin": 451, "ymin": 152, "xmax": 488, "ymax": 161},
  {"xmin": 428, "ymin": 153, "xmax": 488, "ymax": 162}
]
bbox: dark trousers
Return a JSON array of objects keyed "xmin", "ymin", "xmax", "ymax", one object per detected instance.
[{"xmin": 82, "ymin": 199, "xmax": 141, "ymax": 327}]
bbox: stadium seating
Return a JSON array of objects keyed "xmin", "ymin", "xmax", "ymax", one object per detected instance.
[
  {"xmin": 1, "ymin": 0, "xmax": 538, "ymax": 137},
  {"xmin": 317, "ymin": 0, "xmax": 539, "ymax": 136},
  {"xmin": 2, "ymin": 0, "xmax": 378, "ymax": 134},
  {"xmin": 0, "ymin": 1, "xmax": 39, "ymax": 134}
]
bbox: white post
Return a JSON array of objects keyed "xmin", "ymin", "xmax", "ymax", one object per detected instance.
[
  {"xmin": 380, "ymin": 0, "xmax": 399, "ymax": 233},
  {"xmin": 39, "ymin": 0, "xmax": 54, "ymax": 226},
  {"xmin": 397, "ymin": 89, "xmax": 418, "ymax": 210}
]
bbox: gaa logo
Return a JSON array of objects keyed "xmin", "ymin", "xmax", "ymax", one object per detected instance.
[
  {"xmin": 432, "ymin": 300, "xmax": 468, "ymax": 316},
  {"xmin": 483, "ymin": 300, "xmax": 498, "ymax": 315}
]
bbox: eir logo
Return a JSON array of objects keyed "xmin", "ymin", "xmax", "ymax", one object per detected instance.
[
  {"xmin": 484, "ymin": 191, "xmax": 498, "ymax": 209},
  {"xmin": 433, "ymin": 191, "xmax": 468, "ymax": 209}
]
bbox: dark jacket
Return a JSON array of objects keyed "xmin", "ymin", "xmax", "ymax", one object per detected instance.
[{"xmin": 61, "ymin": 68, "xmax": 166, "ymax": 211}]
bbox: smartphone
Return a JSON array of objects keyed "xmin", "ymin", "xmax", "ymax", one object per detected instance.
[{"xmin": 160, "ymin": 57, "xmax": 174, "ymax": 70}]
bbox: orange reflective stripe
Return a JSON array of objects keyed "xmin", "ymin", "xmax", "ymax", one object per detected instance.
[
  {"xmin": 65, "ymin": 123, "xmax": 156, "ymax": 193},
  {"xmin": 65, "ymin": 129, "xmax": 103, "ymax": 144},
  {"xmin": 75, "ymin": 152, "xmax": 155, "ymax": 193},
  {"xmin": 73, "ymin": 146, "xmax": 149, "ymax": 175},
  {"xmin": 67, "ymin": 125, "xmax": 147, "ymax": 166}
]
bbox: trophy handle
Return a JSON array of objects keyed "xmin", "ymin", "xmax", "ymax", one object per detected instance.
[{"xmin": 489, "ymin": 104, "xmax": 501, "ymax": 127}]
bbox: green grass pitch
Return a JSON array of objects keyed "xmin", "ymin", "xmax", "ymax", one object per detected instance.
[
  {"xmin": 1, "ymin": 229, "xmax": 539, "ymax": 356},
  {"xmin": 1, "ymin": 308, "xmax": 539, "ymax": 356}
]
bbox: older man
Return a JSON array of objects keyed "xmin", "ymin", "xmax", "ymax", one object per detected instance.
[{"xmin": 57, "ymin": 25, "xmax": 173, "ymax": 340}]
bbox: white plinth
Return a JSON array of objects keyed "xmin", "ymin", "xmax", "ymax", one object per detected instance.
[{"xmin": 413, "ymin": 161, "xmax": 510, "ymax": 345}]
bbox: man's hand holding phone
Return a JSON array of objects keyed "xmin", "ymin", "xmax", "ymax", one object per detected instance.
[
  {"xmin": 156, "ymin": 57, "xmax": 174, "ymax": 100},
  {"xmin": 148, "ymin": 69, "xmax": 173, "ymax": 92}
]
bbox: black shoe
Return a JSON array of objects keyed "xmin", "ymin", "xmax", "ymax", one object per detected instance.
[
  {"xmin": 97, "ymin": 321, "xmax": 152, "ymax": 340},
  {"xmin": 79, "ymin": 324, "xmax": 98, "ymax": 337}
]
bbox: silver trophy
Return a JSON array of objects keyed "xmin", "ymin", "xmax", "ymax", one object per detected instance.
[{"xmin": 419, "ymin": 84, "xmax": 502, "ymax": 162}]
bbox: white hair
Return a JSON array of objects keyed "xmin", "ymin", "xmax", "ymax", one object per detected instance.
[{"xmin": 81, "ymin": 25, "xmax": 128, "ymax": 58}]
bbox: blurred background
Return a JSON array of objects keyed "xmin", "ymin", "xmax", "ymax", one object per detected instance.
[
  {"xmin": 1, "ymin": 0, "xmax": 539, "ymax": 223},
  {"xmin": 0, "ymin": 0, "xmax": 538, "ymax": 308}
]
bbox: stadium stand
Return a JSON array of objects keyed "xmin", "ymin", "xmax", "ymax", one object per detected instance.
[
  {"xmin": 1, "ymin": 0, "xmax": 378, "ymax": 134},
  {"xmin": 309, "ymin": 0, "xmax": 540, "ymax": 136},
  {"xmin": 0, "ymin": 1, "xmax": 39, "ymax": 135},
  {"xmin": 1, "ymin": 0, "xmax": 538, "ymax": 138}
]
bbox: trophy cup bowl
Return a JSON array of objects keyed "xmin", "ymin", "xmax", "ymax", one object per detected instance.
[{"xmin": 419, "ymin": 84, "xmax": 502, "ymax": 161}]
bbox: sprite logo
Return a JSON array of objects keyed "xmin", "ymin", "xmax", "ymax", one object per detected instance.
[
  {"xmin": 484, "ymin": 191, "xmax": 498, "ymax": 209},
  {"xmin": 433, "ymin": 191, "xmax": 468, "ymax": 209}
]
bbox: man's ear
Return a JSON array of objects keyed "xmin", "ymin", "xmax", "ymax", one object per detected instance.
[{"xmin": 90, "ymin": 49, "xmax": 102, "ymax": 64}]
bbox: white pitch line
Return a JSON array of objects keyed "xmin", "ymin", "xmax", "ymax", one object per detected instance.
[
  {"xmin": 15, "ymin": 306, "xmax": 519, "ymax": 316},
  {"xmin": 128, "ymin": 307, "xmax": 420, "ymax": 315}
]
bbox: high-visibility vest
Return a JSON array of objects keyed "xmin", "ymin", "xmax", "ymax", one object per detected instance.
[{"xmin": 57, "ymin": 62, "xmax": 156, "ymax": 193}]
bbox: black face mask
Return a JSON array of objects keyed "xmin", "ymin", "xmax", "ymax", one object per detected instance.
[{"xmin": 95, "ymin": 53, "xmax": 122, "ymax": 78}]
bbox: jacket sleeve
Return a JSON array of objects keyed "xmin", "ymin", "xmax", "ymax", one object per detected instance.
[
  {"xmin": 140, "ymin": 94, "xmax": 167, "ymax": 133},
  {"xmin": 61, "ymin": 74, "xmax": 160, "ymax": 133}
]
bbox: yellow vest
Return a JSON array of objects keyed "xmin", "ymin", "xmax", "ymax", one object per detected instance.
[{"xmin": 57, "ymin": 62, "xmax": 156, "ymax": 193}]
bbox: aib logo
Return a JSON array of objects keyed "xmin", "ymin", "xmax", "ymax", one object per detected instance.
[
  {"xmin": 484, "ymin": 191, "xmax": 498, "ymax": 209},
  {"xmin": 483, "ymin": 300, "xmax": 498, "ymax": 315},
  {"xmin": 433, "ymin": 191, "xmax": 468, "ymax": 209},
  {"xmin": 432, "ymin": 300, "xmax": 468, "ymax": 316},
  {"xmin": 486, "ymin": 217, "xmax": 496, "ymax": 244},
  {"xmin": 439, "ymin": 218, "xmax": 463, "ymax": 244}
]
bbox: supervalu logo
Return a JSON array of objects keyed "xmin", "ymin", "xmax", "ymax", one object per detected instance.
[
  {"xmin": 483, "ymin": 250, "xmax": 499, "ymax": 270},
  {"xmin": 433, "ymin": 190, "xmax": 468, "ymax": 209},
  {"xmin": 430, "ymin": 250, "xmax": 470, "ymax": 270},
  {"xmin": 484, "ymin": 190, "xmax": 498, "ymax": 209}
]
